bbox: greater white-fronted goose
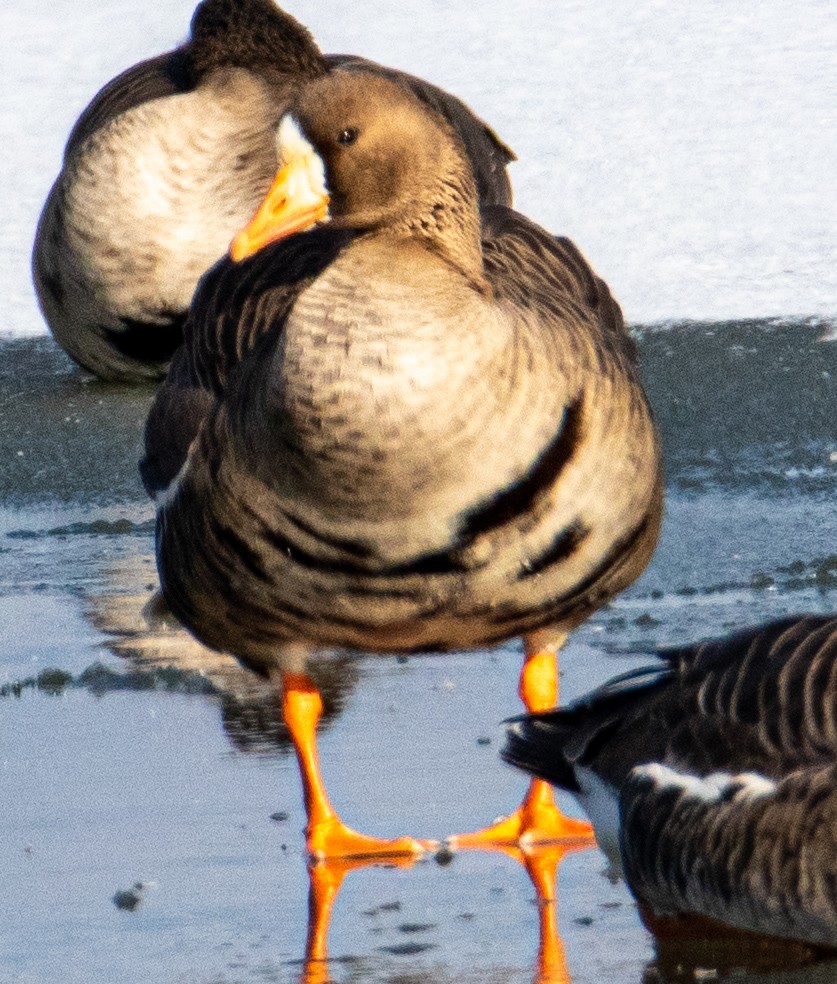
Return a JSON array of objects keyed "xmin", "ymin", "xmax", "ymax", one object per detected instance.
[
  {"xmin": 504, "ymin": 615, "xmax": 837, "ymax": 949},
  {"xmin": 141, "ymin": 66, "xmax": 663, "ymax": 860},
  {"xmin": 32, "ymin": 0, "xmax": 514, "ymax": 382}
]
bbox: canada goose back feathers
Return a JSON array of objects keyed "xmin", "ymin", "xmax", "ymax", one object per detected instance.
[{"xmin": 504, "ymin": 616, "xmax": 837, "ymax": 947}]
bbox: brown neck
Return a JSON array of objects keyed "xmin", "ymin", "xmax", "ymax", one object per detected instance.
[{"xmin": 399, "ymin": 162, "xmax": 487, "ymax": 290}]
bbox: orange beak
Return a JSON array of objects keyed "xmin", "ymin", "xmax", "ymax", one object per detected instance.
[{"xmin": 229, "ymin": 151, "xmax": 330, "ymax": 262}]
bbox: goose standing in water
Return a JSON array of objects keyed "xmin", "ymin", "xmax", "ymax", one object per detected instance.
[
  {"xmin": 141, "ymin": 66, "xmax": 663, "ymax": 859},
  {"xmin": 32, "ymin": 0, "xmax": 513, "ymax": 381},
  {"xmin": 504, "ymin": 616, "xmax": 837, "ymax": 948}
]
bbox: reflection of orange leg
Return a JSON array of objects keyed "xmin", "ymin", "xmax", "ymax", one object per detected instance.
[
  {"xmin": 523, "ymin": 845, "xmax": 572, "ymax": 984},
  {"xmin": 490, "ymin": 840, "xmax": 591, "ymax": 984},
  {"xmin": 449, "ymin": 638, "xmax": 594, "ymax": 849},
  {"xmin": 282, "ymin": 672, "xmax": 437, "ymax": 860},
  {"xmin": 301, "ymin": 860, "xmax": 345, "ymax": 984},
  {"xmin": 301, "ymin": 855, "xmax": 420, "ymax": 984}
]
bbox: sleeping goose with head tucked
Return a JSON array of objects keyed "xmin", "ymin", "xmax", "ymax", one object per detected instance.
[
  {"xmin": 32, "ymin": 0, "xmax": 514, "ymax": 381},
  {"xmin": 504, "ymin": 616, "xmax": 837, "ymax": 949},
  {"xmin": 142, "ymin": 66, "xmax": 663, "ymax": 859}
]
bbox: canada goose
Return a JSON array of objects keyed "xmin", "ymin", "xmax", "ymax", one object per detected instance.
[{"xmin": 505, "ymin": 616, "xmax": 837, "ymax": 948}]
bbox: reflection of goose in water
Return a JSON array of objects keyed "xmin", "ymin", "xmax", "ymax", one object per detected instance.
[
  {"xmin": 505, "ymin": 616, "xmax": 837, "ymax": 951},
  {"xmin": 645, "ymin": 926, "xmax": 837, "ymax": 983},
  {"xmin": 82, "ymin": 555, "xmax": 579, "ymax": 984},
  {"xmin": 83, "ymin": 554, "xmax": 358, "ymax": 756},
  {"xmin": 296, "ymin": 843, "xmax": 589, "ymax": 984}
]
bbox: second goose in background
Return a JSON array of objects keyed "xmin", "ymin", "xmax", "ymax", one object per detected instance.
[{"xmin": 32, "ymin": 0, "xmax": 514, "ymax": 381}]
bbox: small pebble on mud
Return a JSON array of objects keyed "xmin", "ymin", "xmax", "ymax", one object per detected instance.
[
  {"xmin": 397, "ymin": 922, "xmax": 436, "ymax": 934},
  {"xmin": 112, "ymin": 882, "xmax": 147, "ymax": 911},
  {"xmin": 633, "ymin": 613, "xmax": 660, "ymax": 628},
  {"xmin": 363, "ymin": 900, "xmax": 403, "ymax": 916},
  {"xmin": 434, "ymin": 845, "xmax": 455, "ymax": 866}
]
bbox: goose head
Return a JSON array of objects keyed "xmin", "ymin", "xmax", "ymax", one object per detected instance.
[{"xmin": 229, "ymin": 69, "xmax": 484, "ymax": 278}]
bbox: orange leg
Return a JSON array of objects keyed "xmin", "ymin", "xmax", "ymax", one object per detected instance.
[
  {"xmin": 282, "ymin": 671, "xmax": 437, "ymax": 860},
  {"xmin": 299, "ymin": 851, "xmax": 579, "ymax": 984},
  {"xmin": 448, "ymin": 638, "xmax": 594, "ymax": 849},
  {"xmin": 298, "ymin": 849, "xmax": 582, "ymax": 984}
]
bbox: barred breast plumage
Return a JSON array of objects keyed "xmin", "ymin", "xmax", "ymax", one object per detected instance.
[
  {"xmin": 145, "ymin": 199, "xmax": 660, "ymax": 663},
  {"xmin": 32, "ymin": 0, "xmax": 514, "ymax": 381},
  {"xmin": 142, "ymin": 66, "xmax": 662, "ymax": 859},
  {"xmin": 504, "ymin": 616, "xmax": 837, "ymax": 948}
]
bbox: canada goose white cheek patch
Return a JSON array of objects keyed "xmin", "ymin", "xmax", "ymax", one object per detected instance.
[{"xmin": 153, "ymin": 441, "xmax": 197, "ymax": 511}]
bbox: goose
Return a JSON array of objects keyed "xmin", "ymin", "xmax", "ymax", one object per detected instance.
[
  {"xmin": 504, "ymin": 615, "xmax": 837, "ymax": 948},
  {"xmin": 141, "ymin": 65, "xmax": 663, "ymax": 859},
  {"xmin": 32, "ymin": 0, "xmax": 514, "ymax": 382}
]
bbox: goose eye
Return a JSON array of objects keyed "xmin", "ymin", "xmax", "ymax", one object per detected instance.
[{"xmin": 337, "ymin": 127, "xmax": 359, "ymax": 146}]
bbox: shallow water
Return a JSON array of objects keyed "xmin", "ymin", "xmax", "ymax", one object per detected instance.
[{"xmin": 2, "ymin": 320, "xmax": 837, "ymax": 983}]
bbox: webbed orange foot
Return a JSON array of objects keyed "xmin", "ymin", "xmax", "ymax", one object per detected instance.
[
  {"xmin": 282, "ymin": 670, "xmax": 437, "ymax": 861},
  {"xmin": 307, "ymin": 816, "xmax": 436, "ymax": 861},
  {"xmin": 447, "ymin": 778, "xmax": 594, "ymax": 850}
]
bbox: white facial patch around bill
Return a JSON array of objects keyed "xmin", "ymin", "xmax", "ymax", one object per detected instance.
[{"xmin": 275, "ymin": 115, "xmax": 330, "ymax": 214}]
